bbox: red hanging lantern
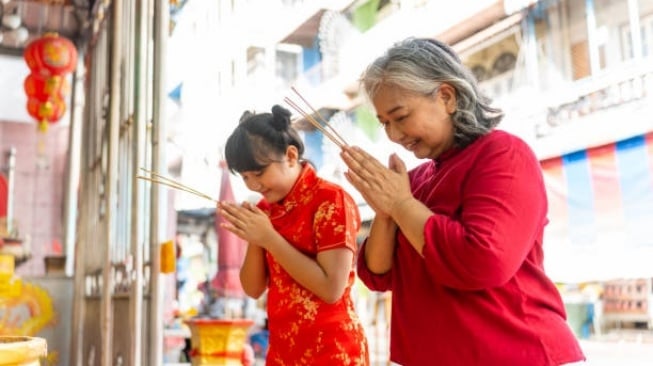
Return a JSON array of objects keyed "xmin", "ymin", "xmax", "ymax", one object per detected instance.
[
  {"xmin": 23, "ymin": 33, "xmax": 77, "ymax": 133},
  {"xmin": 23, "ymin": 33, "xmax": 78, "ymax": 76},
  {"xmin": 26, "ymin": 96, "xmax": 67, "ymax": 132},
  {"xmin": 23, "ymin": 73, "xmax": 66, "ymax": 101}
]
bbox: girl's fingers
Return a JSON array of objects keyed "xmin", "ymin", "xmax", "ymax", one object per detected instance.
[
  {"xmin": 219, "ymin": 205, "xmax": 251, "ymax": 230},
  {"xmin": 220, "ymin": 223, "xmax": 247, "ymax": 240}
]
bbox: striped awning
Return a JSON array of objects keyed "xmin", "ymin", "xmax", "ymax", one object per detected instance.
[{"xmin": 541, "ymin": 133, "xmax": 653, "ymax": 282}]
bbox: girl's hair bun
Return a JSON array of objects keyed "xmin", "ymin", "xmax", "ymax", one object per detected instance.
[
  {"xmin": 270, "ymin": 104, "xmax": 291, "ymax": 131},
  {"xmin": 239, "ymin": 110, "xmax": 255, "ymax": 124}
]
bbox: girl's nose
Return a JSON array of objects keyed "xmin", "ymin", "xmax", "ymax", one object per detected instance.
[{"xmin": 246, "ymin": 180, "xmax": 262, "ymax": 191}]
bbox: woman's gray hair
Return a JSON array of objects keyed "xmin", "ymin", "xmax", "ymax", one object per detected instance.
[{"xmin": 360, "ymin": 37, "xmax": 503, "ymax": 147}]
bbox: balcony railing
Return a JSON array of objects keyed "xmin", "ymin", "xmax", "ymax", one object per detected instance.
[
  {"xmin": 496, "ymin": 58, "xmax": 653, "ymax": 159},
  {"xmin": 538, "ymin": 60, "xmax": 653, "ymax": 137}
]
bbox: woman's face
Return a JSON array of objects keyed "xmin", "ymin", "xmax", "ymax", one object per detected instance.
[
  {"xmin": 239, "ymin": 146, "xmax": 301, "ymax": 203},
  {"xmin": 373, "ymin": 84, "xmax": 456, "ymax": 160}
]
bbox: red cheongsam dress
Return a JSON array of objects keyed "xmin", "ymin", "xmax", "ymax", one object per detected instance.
[{"xmin": 258, "ymin": 163, "xmax": 369, "ymax": 366}]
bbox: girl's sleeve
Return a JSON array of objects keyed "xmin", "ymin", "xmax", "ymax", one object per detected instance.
[
  {"xmin": 422, "ymin": 136, "xmax": 547, "ymax": 290},
  {"xmin": 356, "ymin": 241, "xmax": 393, "ymax": 292},
  {"xmin": 313, "ymin": 188, "xmax": 360, "ymax": 253}
]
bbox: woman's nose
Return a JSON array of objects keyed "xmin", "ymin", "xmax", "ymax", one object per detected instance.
[{"xmin": 385, "ymin": 124, "xmax": 403, "ymax": 142}]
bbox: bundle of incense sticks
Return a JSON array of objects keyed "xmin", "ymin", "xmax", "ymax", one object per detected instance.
[
  {"xmin": 284, "ymin": 86, "xmax": 349, "ymax": 149},
  {"xmin": 137, "ymin": 168, "xmax": 218, "ymax": 203}
]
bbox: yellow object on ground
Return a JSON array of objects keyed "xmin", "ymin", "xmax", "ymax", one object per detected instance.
[
  {"xmin": 0, "ymin": 255, "xmax": 21, "ymax": 299},
  {"xmin": 186, "ymin": 318, "xmax": 253, "ymax": 366},
  {"xmin": 0, "ymin": 255, "xmax": 14, "ymax": 276},
  {"xmin": 0, "ymin": 336, "xmax": 47, "ymax": 366},
  {"xmin": 160, "ymin": 240, "xmax": 176, "ymax": 274}
]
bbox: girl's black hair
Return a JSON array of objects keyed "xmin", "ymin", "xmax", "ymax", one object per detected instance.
[{"xmin": 224, "ymin": 104, "xmax": 305, "ymax": 173}]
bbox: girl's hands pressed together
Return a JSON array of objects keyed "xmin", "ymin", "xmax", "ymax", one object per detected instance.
[
  {"xmin": 340, "ymin": 145, "xmax": 413, "ymax": 218},
  {"xmin": 218, "ymin": 201, "xmax": 277, "ymax": 248}
]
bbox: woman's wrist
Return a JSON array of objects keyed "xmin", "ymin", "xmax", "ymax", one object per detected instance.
[{"xmin": 390, "ymin": 196, "xmax": 414, "ymax": 218}]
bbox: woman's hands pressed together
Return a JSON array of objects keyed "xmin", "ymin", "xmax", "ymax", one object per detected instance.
[
  {"xmin": 218, "ymin": 201, "xmax": 277, "ymax": 248},
  {"xmin": 341, "ymin": 145, "xmax": 433, "ymax": 256},
  {"xmin": 340, "ymin": 146, "xmax": 413, "ymax": 219}
]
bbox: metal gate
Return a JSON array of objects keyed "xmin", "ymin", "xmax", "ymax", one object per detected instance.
[{"xmin": 70, "ymin": 1, "xmax": 170, "ymax": 365}]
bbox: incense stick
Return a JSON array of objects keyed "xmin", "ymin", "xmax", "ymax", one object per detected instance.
[
  {"xmin": 290, "ymin": 86, "xmax": 349, "ymax": 146},
  {"xmin": 283, "ymin": 97, "xmax": 346, "ymax": 149},
  {"xmin": 137, "ymin": 169, "xmax": 218, "ymax": 202},
  {"xmin": 139, "ymin": 168, "xmax": 211, "ymax": 199},
  {"xmin": 136, "ymin": 175, "xmax": 217, "ymax": 202}
]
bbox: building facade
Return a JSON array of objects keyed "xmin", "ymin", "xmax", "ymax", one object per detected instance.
[{"xmin": 2, "ymin": 0, "xmax": 653, "ymax": 364}]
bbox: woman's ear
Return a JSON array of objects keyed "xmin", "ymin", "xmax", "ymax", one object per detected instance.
[{"xmin": 438, "ymin": 84, "xmax": 457, "ymax": 115}]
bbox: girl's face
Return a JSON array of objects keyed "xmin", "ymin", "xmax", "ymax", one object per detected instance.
[
  {"xmin": 373, "ymin": 83, "xmax": 456, "ymax": 160},
  {"xmin": 239, "ymin": 146, "xmax": 302, "ymax": 203}
]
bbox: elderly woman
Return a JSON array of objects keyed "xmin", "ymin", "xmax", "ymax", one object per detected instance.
[{"xmin": 340, "ymin": 37, "xmax": 585, "ymax": 366}]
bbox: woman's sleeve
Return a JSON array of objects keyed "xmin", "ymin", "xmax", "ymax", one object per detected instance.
[
  {"xmin": 356, "ymin": 241, "xmax": 393, "ymax": 292},
  {"xmin": 422, "ymin": 136, "xmax": 547, "ymax": 290}
]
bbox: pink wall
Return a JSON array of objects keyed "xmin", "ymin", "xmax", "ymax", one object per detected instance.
[{"xmin": 0, "ymin": 121, "xmax": 69, "ymax": 276}]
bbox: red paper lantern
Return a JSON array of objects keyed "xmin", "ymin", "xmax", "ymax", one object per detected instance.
[
  {"xmin": 26, "ymin": 96, "xmax": 67, "ymax": 132},
  {"xmin": 23, "ymin": 33, "xmax": 77, "ymax": 132},
  {"xmin": 23, "ymin": 73, "xmax": 66, "ymax": 101},
  {"xmin": 24, "ymin": 33, "xmax": 77, "ymax": 76}
]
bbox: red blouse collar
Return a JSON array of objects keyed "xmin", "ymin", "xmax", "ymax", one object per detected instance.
[
  {"xmin": 434, "ymin": 145, "xmax": 461, "ymax": 165},
  {"xmin": 265, "ymin": 162, "xmax": 318, "ymax": 217}
]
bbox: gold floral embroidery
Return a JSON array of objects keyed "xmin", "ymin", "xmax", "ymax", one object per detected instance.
[{"xmin": 261, "ymin": 164, "xmax": 368, "ymax": 365}]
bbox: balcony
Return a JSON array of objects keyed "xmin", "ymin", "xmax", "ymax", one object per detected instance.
[
  {"xmin": 498, "ymin": 59, "xmax": 653, "ymax": 159},
  {"xmin": 238, "ymin": 0, "xmax": 356, "ymax": 46},
  {"xmin": 336, "ymin": 0, "xmax": 509, "ymax": 86}
]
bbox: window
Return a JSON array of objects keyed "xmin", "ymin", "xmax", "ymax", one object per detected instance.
[
  {"xmin": 247, "ymin": 47, "xmax": 266, "ymax": 76},
  {"xmin": 620, "ymin": 13, "xmax": 653, "ymax": 60},
  {"xmin": 275, "ymin": 45, "xmax": 302, "ymax": 89}
]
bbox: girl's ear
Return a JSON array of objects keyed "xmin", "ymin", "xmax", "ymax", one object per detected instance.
[
  {"xmin": 285, "ymin": 145, "xmax": 299, "ymax": 166},
  {"xmin": 438, "ymin": 83, "xmax": 457, "ymax": 115}
]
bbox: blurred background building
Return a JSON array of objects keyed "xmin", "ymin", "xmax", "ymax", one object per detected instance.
[{"xmin": 0, "ymin": 0, "xmax": 652, "ymax": 365}]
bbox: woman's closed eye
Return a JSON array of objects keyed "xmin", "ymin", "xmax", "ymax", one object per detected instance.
[{"xmin": 394, "ymin": 114, "xmax": 408, "ymax": 123}]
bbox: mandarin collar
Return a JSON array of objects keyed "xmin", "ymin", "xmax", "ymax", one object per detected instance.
[
  {"xmin": 266, "ymin": 162, "xmax": 318, "ymax": 216},
  {"xmin": 433, "ymin": 145, "xmax": 461, "ymax": 165}
]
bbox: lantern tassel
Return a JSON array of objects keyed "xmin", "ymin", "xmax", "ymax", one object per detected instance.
[
  {"xmin": 36, "ymin": 121, "xmax": 47, "ymax": 161},
  {"xmin": 38, "ymin": 119, "xmax": 49, "ymax": 133}
]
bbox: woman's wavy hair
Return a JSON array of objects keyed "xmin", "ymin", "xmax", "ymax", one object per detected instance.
[{"xmin": 360, "ymin": 37, "xmax": 504, "ymax": 147}]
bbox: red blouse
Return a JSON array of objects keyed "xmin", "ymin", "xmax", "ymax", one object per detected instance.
[
  {"xmin": 358, "ymin": 130, "xmax": 585, "ymax": 366},
  {"xmin": 258, "ymin": 163, "xmax": 369, "ymax": 365}
]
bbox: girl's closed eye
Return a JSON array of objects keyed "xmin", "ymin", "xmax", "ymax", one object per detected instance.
[{"xmin": 241, "ymin": 167, "xmax": 266, "ymax": 181}]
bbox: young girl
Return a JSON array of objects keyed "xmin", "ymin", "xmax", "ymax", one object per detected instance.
[{"xmin": 218, "ymin": 105, "xmax": 369, "ymax": 365}]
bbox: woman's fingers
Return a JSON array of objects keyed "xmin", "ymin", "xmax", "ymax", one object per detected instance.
[
  {"xmin": 342, "ymin": 146, "xmax": 382, "ymax": 173},
  {"xmin": 342, "ymin": 147, "xmax": 372, "ymax": 174}
]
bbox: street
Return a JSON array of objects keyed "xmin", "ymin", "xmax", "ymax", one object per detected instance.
[
  {"xmin": 581, "ymin": 337, "xmax": 653, "ymax": 366},
  {"xmin": 581, "ymin": 340, "xmax": 653, "ymax": 365}
]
